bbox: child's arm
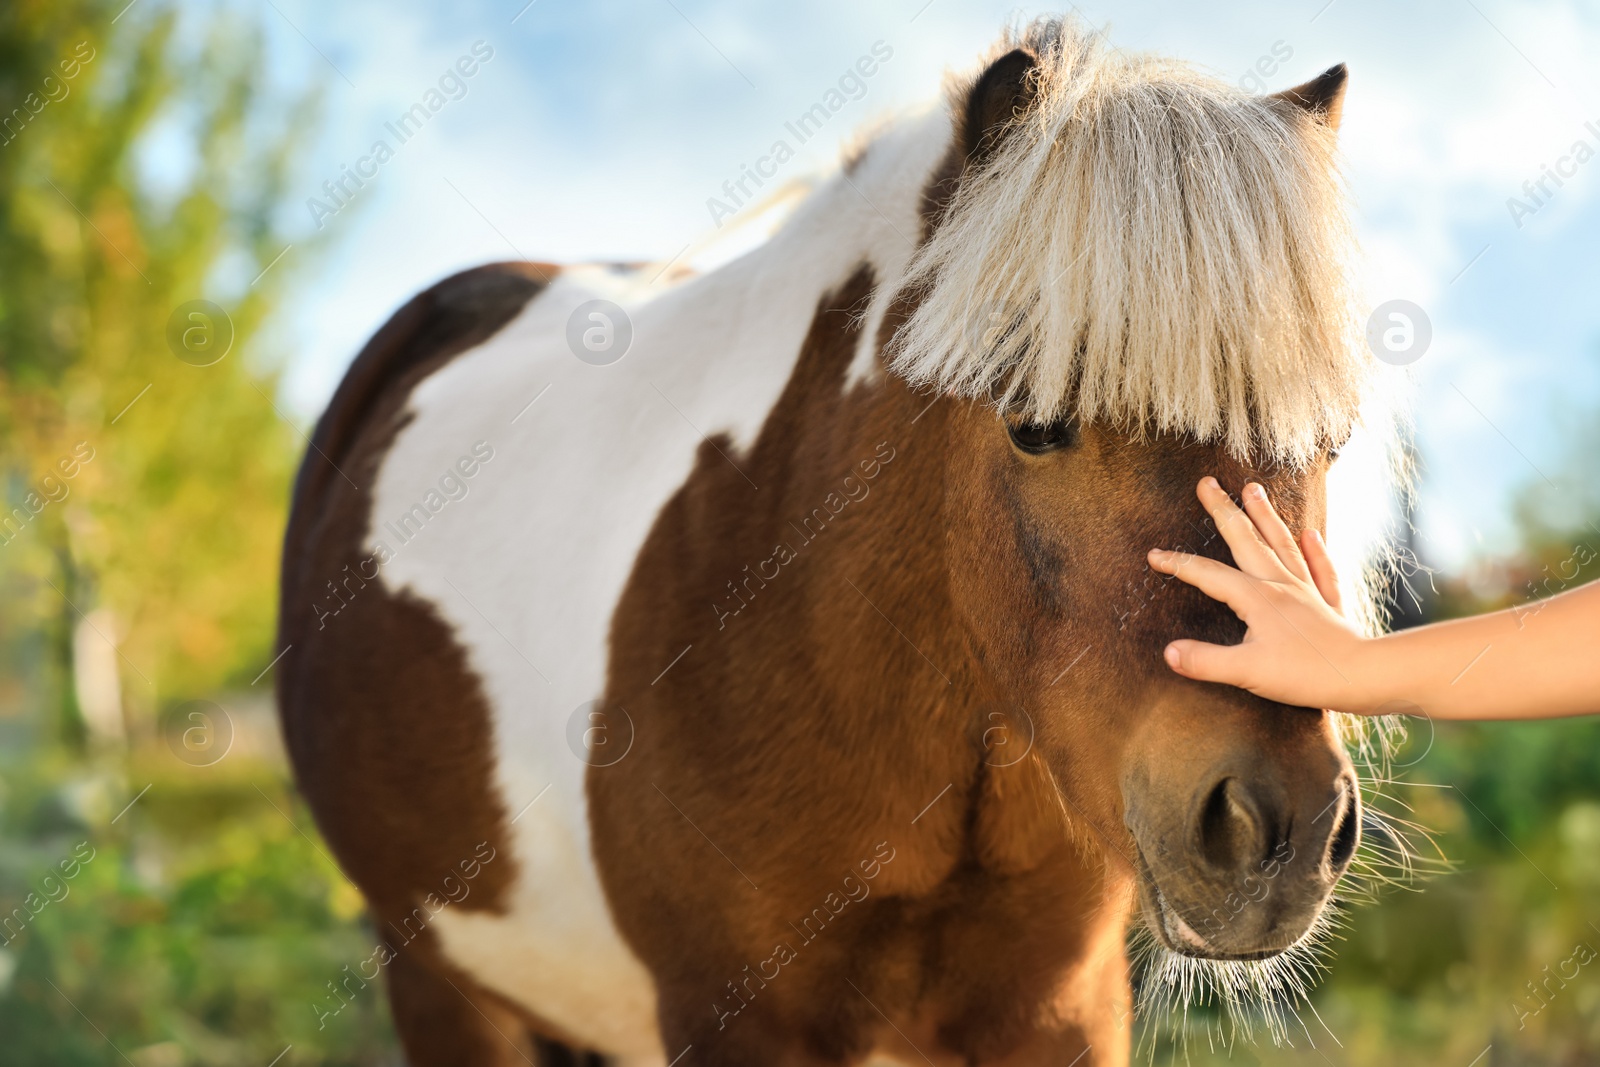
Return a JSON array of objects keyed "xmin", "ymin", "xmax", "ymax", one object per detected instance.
[{"xmin": 1147, "ymin": 477, "xmax": 1600, "ymax": 720}]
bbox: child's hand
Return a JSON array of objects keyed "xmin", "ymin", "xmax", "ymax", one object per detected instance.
[{"xmin": 1147, "ymin": 477, "xmax": 1373, "ymax": 713}]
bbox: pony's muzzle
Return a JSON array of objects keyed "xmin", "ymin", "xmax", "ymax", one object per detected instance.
[{"xmin": 1126, "ymin": 752, "xmax": 1361, "ymax": 961}]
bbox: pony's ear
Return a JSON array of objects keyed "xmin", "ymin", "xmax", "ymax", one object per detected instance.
[
  {"xmin": 1271, "ymin": 63, "xmax": 1348, "ymax": 131},
  {"xmin": 963, "ymin": 48, "xmax": 1040, "ymax": 164}
]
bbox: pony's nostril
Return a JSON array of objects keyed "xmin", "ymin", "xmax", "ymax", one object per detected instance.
[
  {"xmin": 1326, "ymin": 789, "xmax": 1360, "ymax": 873},
  {"xmin": 1198, "ymin": 778, "xmax": 1262, "ymax": 872}
]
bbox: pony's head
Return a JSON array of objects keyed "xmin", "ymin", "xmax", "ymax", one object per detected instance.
[{"xmin": 886, "ymin": 18, "xmax": 1387, "ymax": 1016}]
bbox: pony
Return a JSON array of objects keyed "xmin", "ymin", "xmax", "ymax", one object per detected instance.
[{"xmin": 277, "ymin": 17, "xmax": 1396, "ymax": 1066}]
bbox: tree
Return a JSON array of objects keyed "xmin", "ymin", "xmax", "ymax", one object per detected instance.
[{"xmin": 0, "ymin": 0, "xmax": 321, "ymax": 747}]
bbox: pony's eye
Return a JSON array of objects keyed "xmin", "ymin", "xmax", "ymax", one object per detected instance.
[{"xmin": 1006, "ymin": 416, "xmax": 1078, "ymax": 454}]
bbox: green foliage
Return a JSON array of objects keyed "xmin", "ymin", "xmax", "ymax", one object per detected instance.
[
  {"xmin": 0, "ymin": 0, "xmax": 319, "ymax": 723},
  {"xmin": 0, "ymin": 757, "xmax": 399, "ymax": 1066},
  {"xmin": 0, "ymin": 2, "xmax": 396, "ymax": 1062}
]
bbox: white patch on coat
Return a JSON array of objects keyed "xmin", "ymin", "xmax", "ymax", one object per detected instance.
[{"xmin": 364, "ymin": 108, "xmax": 953, "ymax": 1057}]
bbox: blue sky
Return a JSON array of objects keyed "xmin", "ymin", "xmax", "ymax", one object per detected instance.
[{"xmin": 193, "ymin": 0, "xmax": 1600, "ymax": 572}]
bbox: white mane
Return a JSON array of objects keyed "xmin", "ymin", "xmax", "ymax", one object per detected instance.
[{"xmin": 888, "ymin": 18, "xmax": 1369, "ymax": 465}]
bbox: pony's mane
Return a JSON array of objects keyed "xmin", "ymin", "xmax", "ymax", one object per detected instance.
[{"xmin": 889, "ymin": 18, "xmax": 1368, "ymax": 464}]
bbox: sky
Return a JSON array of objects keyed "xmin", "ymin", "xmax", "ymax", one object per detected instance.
[{"xmin": 174, "ymin": 0, "xmax": 1600, "ymax": 573}]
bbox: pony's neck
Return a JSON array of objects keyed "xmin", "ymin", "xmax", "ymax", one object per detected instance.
[{"xmin": 725, "ymin": 108, "xmax": 953, "ymax": 402}]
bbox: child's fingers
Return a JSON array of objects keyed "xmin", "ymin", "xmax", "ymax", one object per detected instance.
[
  {"xmin": 1148, "ymin": 549, "xmax": 1257, "ymax": 619},
  {"xmin": 1301, "ymin": 528, "xmax": 1345, "ymax": 616},
  {"xmin": 1195, "ymin": 478, "xmax": 1288, "ymax": 581},
  {"xmin": 1163, "ymin": 638, "xmax": 1249, "ymax": 686},
  {"xmin": 1241, "ymin": 482, "xmax": 1312, "ymax": 583}
]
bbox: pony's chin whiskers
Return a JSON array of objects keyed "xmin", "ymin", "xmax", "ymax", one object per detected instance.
[{"xmin": 1129, "ymin": 905, "xmax": 1340, "ymax": 1053}]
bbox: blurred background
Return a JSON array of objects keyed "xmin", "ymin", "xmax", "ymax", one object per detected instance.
[{"xmin": 1, "ymin": 0, "xmax": 1597, "ymax": 1063}]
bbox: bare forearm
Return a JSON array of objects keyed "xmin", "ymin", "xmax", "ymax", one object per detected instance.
[
  {"xmin": 1154, "ymin": 479, "xmax": 1600, "ymax": 723},
  {"xmin": 1354, "ymin": 581, "xmax": 1600, "ymax": 720}
]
